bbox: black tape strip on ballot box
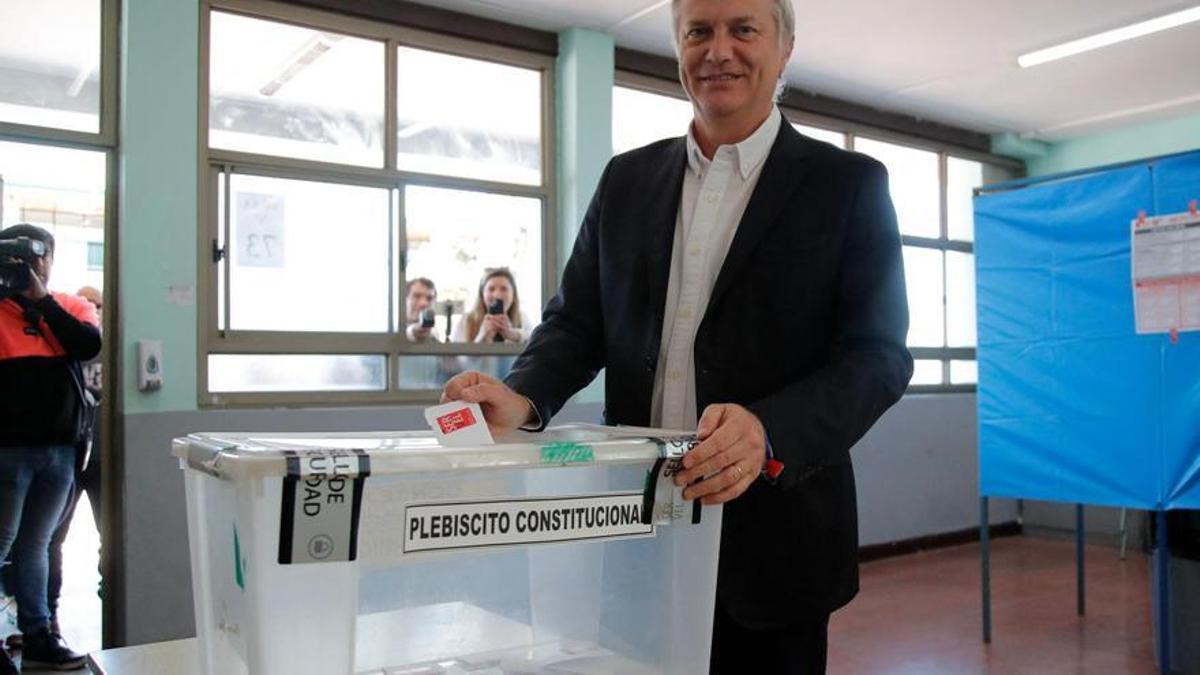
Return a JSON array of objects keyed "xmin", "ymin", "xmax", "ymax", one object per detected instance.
[
  {"xmin": 641, "ymin": 437, "xmax": 702, "ymax": 526},
  {"xmin": 278, "ymin": 448, "xmax": 371, "ymax": 565}
]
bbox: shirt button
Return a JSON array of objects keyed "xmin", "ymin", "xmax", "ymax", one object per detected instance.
[
  {"xmin": 678, "ymin": 306, "xmax": 692, "ymax": 319},
  {"xmin": 688, "ymin": 247, "xmax": 701, "ymax": 257},
  {"xmin": 704, "ymin": 192, "xmax": 718, "ymax": 204},
  {"xmin": 669, "ymin": 370, "xmax": 681, "ymax": 381}
]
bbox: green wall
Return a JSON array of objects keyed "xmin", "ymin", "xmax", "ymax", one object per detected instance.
[
  {"xmin": 1026, "ymin": 111, "xmax": 1200, "ymax": 177},
  {"xmin": 555, "ymin": 29, "xmax": 614, "ymax": 405},
  {"xmin": 119, "ymin": 0, "xmax": 199, "ymax": 413}
]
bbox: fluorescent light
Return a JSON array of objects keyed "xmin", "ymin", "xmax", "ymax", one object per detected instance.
[{"xmin": 1018, "ymin": 6, "xmax": 1200, "ymax": 68}]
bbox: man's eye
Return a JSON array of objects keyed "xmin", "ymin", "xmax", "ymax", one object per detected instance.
[
  {"xmin": 685, "ymin": 27, "xmax": 708, "ymax": 39},
  {"xmin": 734, "ymin": 25, "xmax": 758, "ymax": 37}
]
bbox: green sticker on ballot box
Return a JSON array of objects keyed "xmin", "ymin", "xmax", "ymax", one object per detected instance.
[{"xmin": 539, "ymin": 442, "xmax": 594, "ymax": 465}]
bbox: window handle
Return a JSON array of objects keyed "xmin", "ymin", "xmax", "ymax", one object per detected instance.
[{"xmin": 212, "ymin": 239, "xmax": 226, "ymax": 263}]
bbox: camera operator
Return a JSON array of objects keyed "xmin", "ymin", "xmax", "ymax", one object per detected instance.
[
  {"xmin": 404, "ymin": 277, "xmax": 440, "ymax": 343},
  {"xmin": 0, "ymin": 224, "xmax": 97, "ymax": 671}
]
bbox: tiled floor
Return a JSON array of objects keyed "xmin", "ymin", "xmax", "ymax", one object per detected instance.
[{"xmin": 828, "ymin": 535, "xmax": 1157, "ymax": 674}]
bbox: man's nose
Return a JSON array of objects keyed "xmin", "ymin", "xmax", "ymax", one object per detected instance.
[{"xmin": 705, "ymin": 29, "xmax": 733, "ymax": 64}]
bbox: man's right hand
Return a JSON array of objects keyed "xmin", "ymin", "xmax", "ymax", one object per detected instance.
[
  {"xmin": 21, "ymin": 263, "xmax": 48, "ymax": 302},
  {"xmin": 441, "ymin": 371, "xmax": 536, "ymax": 436}
]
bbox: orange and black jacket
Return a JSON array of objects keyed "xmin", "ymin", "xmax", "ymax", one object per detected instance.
[{"xmin": 0, "ymin": 292, "xmax": 100, "ymax": 447}]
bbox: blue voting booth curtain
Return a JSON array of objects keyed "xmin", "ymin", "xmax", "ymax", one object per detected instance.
[{"xmin": 974, "ymin": 151, "xmax": 1200, "ymax": 510}]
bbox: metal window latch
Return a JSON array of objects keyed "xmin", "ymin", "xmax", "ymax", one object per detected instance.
[{"xmin": 212, "ymin": 239, "xmax": 226, "ymax": 263}]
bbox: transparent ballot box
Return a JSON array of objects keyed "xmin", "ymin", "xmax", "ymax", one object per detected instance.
[{"xmin": 174, "ymin": 425, "xmax": 721, "ymax": 675}]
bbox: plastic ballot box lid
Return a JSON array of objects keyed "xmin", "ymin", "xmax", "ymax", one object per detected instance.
[{"xmin": 173, "ymin": 424, "xmax": 697, "ymax": 481}]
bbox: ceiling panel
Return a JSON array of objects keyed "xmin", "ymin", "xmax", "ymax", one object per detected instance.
[{"xmin": 506, "ymin": 0, "xmax": 1200, "ymax": 141}]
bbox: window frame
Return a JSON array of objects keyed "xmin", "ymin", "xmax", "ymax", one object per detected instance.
[
  {"xmin": 612, "ymin": 70, "xmax": 1022, "ymax": 393},
  {"xmin": 198, "ymin": 0, "xmax": 557, "ymax": 407}
]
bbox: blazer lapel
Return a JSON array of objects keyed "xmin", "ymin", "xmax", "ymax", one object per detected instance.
[
  {"xmin": 707, "ymin": 124, "xmax": 814, "ymax": 315},
  {"xmin": 643, "ymin": 139, "xmax": 688, "ymax": 325}
]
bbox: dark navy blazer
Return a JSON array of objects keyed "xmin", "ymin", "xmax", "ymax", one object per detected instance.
[{"xmin": 507, "ymin": 121, "xmax": 913, "ymax": 627}]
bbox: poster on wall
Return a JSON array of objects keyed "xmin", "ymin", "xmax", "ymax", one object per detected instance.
[{"xmin": 1131, "ymin": 205, "xmax": 1200, "ymax": 335}]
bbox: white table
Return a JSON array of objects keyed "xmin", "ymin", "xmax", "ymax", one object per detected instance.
[{"xmin": 86, "ymin": 638, "xmax": 199, "ymax": 675}]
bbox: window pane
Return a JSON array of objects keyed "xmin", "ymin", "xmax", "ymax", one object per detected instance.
[
  {"xmin": 398, "ymin": 47, "xmax": 541, "ymax": 185},
  {"xmin": 0, "ymin": 140, "xmax": 106, "ymax": 293},
  {"xmin": 86, "ymin": 241, "xmax": 103, "ymax": 269},
  {"xmin": 793, "ymin": 123, "xmax": 845, "ymax": 148},
  {"xmin": 946, "ymin": 251, "xmax": 976, "ymax": 348},
  {"xmin": 0, "ymin": 0, "xmax": 101, "ymax": 132},
  {"xmin": 902, "ymin": 246, "xmax": 945, "ymax": 347},
  {"xmin": 951, "ymin": 360, "xmax": 977, "ymax": 385},
  {"xmin": 612, "ymin": 86, "xmax": 693, "ymax": 155},
  {"xmin": 947, "ymin": 157, "xmax": 983, "ymax": 242},
  {"xmin": 855, "ymin": 137, "xmax": 939, "ymax": 238},
  {"xmin": 397, "ymin": 354, "xmax": 516, "ymax": 390},
  {"xmin": 226, "ymin": 174, "xmax": 390, "ymax": 332},
  {"xmin": 209, "ymin": 12, "xmax": 384, "ymax": 166},
  {"xmin": 911, "ymin": 360, "xmax": 943, "ymax": 386},
  {"xmin": 404, "ymin": 186, "xmax": 542, "ymax": 342},
  {"xmin": 208, "ymin": 354, "xmax": 386, "ymax": 392}
]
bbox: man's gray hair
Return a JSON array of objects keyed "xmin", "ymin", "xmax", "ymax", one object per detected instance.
[{"xmin": 670, "ymin": 0, "xmax": 796, "ymax": 49}]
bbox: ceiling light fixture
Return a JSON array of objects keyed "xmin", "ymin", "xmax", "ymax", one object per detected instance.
[{"xmin": 1018, "ymin": 5, "xmax": 1200, "ymax": 68}]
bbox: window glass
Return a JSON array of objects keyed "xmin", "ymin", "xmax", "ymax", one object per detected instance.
[
  {"xmin": 87, "ymin": 241, "xmax": 103, "ymax": 269},
  {"xmin": 612, "ymin": 86, "xmax": 693, "ymax": 155},
  {"xmin": 396, "ymin": 354, "xmax": 516, "ymax": 390},
  {"xmin": 902, "ymin": 246, "xmax": 945, "ymax": 347},
  {"xmin": 208, "ymin": 354, "xmax": 386, "ymax": 392},
  {"xmin": 223, "ymin": 174, "xmax": 391, "ymax": 332},
  {"xmin": 946, "ymin": 250, "xmax": 976, "ymax": 348},
  {"xmin": 947, "ymin": 156, "xmax": 983, "ymax": 242},
  {"xmin": 951, "ymin": 359, "xmax": 978, "ymax": 385},
  {"xmin": 0, "ymin": 0, "xmax": 101, "ymax": 132},
  {"xmin": 404, "ymin": 185, "xmax": 542, "ymax": 342},
  {"xmin": 793, "ymin": 123, "xmax": 845, "ymax": 148},
  {"xmin": 0, "ymin": 140, "xmax": 106, "ymax": 293},
  {"xmin": 398, "ymin": 47, "xmax": 541, "ymax": 185},
  {"xmin": 855, "ymin": 137, "xmax": 940, "ymax": 238},
  {"xmin": 209, "ymin": 12, "xmax": 384, "ymax": 166},
  {"xmin": 911, "ymin": 360, "xmax": 943, "ymax": 386}
]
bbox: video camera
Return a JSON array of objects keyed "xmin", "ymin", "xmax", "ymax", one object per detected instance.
[{"xmin": 0, "ymin": 236, "xmax": 46, "ymax": 298}]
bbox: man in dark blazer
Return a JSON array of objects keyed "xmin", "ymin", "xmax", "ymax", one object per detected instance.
[{"xmin": 442, "ymin": 0, "xmax": 912, "ymax": 671}]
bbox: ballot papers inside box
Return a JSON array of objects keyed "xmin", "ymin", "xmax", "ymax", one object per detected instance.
[{"xmin": 174, "ymin": 425, "xmax": 720, "ymax": 675}]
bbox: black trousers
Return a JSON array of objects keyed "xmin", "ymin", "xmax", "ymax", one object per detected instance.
[
  {"xmin": 709, "ymin": 604, "xmax": 829, "ymax": 675},
  {"xmin": 47, "ymin": 452, "xmax": 101, "ymax": 617}
]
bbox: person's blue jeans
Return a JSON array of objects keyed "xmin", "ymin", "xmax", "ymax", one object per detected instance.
[{"xmin": 0, "ymin": 445, "xmax": 76, "ymax": 633}]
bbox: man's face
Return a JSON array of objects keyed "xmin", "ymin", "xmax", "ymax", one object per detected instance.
[
  {"xmin": 406, "ymin": 282, "xmax": 436, "ymax": 321},
  {"xmin": 676, "ymin": 0, "xmax": 793, "ymax": 127},
  {"xmin": 33, "ymin": 250, "xmax": 53, "ymax": 286}
]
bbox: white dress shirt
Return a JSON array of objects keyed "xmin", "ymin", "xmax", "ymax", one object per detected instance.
[{"xmin": 650, "ymin": 107, "xmax": 782, "ymax": 430}]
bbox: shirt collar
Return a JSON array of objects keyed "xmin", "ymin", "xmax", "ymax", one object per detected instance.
[{"xmin": 685, "ymin": 106, "xmax": 782, "ymax": 180}]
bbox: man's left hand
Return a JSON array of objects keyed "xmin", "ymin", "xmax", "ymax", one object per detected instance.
[{"xmin": 673, "ymin": 403, "xmax": 766, "ymax": 505}]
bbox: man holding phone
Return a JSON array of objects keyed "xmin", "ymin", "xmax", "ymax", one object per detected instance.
[{"xmin": 404, "ymin": 277, "xmax": 439, "ymax": 343}]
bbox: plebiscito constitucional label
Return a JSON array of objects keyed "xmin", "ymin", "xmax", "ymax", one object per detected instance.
[{"xmin": 403, "ymin": 493, "xmax": 653, "ymax": 554}]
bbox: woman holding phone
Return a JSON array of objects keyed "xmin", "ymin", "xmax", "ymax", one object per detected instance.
[{"xmin": 452, "ymin": 267, "xmax": 531, "ymax": 344}]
